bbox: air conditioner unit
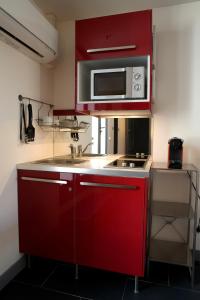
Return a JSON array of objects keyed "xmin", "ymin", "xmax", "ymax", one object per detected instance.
[{"xmin": 0, "ymin": 0, "xmax": 58, "ymax": 64}]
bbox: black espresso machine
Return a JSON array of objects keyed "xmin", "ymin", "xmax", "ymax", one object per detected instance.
[{"xmin": 168, "ymin": 137, "xmax": 184, "ymax": 169}]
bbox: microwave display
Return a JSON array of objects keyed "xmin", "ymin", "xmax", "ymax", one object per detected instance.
[{"xmin": 94, "ymin": 71, "xmax": 126, "ymax": 96}]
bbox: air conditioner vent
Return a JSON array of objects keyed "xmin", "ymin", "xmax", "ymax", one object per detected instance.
[
  {"xmin": 0, "ymin": 0, "xmax": 58, "ymax": 63},
  {"xmin": 0, "ymin": 26, "xmax": 44, "ymax": 57}
]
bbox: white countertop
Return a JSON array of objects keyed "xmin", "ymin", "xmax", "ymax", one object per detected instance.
[{"xmin": 17, "ymin": 154, "xmax": 152, "ymax": 178}]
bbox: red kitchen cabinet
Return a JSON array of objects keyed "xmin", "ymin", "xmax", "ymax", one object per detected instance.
[
  {"xmin": 76, "ymin": 10, "xmax": 152, "ymax": 61},
  {"xmin": 18, "ymin": 170, "xmax": 74, "ymax": 263},
  {"xmin": 75, "ymin": 10, "xmax": 153, "ymax": 113},
  {"xmin": 75, "ymin": 174, "xmax": 148, "ymax": 276}
]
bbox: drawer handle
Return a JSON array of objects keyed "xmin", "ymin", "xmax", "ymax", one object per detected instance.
[
  {"xmin": 87, "ymin": 45, "xmax": 137, "ymax": 53},
  {"xmin": 21, "ymin": 177, "xmax": 68, "ymax": 185},
  {"xmin": 80, "ymin": 182, "xmax": 137, "ymax": 190}
]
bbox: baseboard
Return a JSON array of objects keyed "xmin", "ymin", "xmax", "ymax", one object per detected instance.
[{"xmin": 0, "ymin": 256, "xmax": 26, "ymax": 291}]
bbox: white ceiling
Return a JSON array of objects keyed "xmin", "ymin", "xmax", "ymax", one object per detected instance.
[{"xmin": 33, "ymin": 0, "xmax": 199, "ymax": 21}]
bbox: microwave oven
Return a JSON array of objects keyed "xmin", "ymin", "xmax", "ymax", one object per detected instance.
[{"xmin": 91, "ymin": 66, "xmax": 145, "ymax": 100}]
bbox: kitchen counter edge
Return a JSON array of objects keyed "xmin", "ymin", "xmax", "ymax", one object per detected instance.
[{"xmin": 17, "ymin": 156, "xmax": 152, "ymax": 179}]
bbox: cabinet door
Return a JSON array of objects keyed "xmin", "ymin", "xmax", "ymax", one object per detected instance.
[
  {"xmin": 76, "ymin": 10, "xmax": 152, "ymax": 61},
  {"xmin": 18, "ymin": 170, "xmax": 74, "ymax": 263},
  {"xmin": 75, "ymin": 174, "xmax": 148, "ymax": 276}
]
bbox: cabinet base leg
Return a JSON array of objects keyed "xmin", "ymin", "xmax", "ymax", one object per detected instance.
[
  {"xmin": 75, "ymin": 264, "xmax": 79, "ymax": 280},
  {"xmin": 134, "ymin": 276, "xmax": 139, "ymax": 294}
]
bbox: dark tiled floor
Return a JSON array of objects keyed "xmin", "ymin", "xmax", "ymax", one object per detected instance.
[{"xmin": 1, "ymin": 257, "xmax": 200, "ymax": 299}]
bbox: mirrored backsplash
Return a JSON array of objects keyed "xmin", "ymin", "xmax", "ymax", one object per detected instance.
[{"xmin": 53, "ymin": 115, "xmax": 151, "ymax": 157}]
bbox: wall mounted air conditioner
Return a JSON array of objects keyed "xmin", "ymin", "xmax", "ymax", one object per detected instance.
[{"xmin": 0, "ymin": 0, "xmax": 58, "ymax": 64}]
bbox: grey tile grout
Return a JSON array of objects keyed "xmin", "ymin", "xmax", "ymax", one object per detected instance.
[
  {"xmin": 40, "ymin": 265, "xmax": 58, "ymax": 288},
  {"xmin": 121, "ymin": 277, "xmax": 129, "ymax": 300},
  {"xmin": 42, "ymin": 285, "xmax": 93, "ymax": 299}
]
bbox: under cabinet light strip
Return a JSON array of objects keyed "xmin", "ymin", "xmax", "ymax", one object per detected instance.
[
  {"xmin": 21, "ymin": 177, "xmax": 67, "ymax": 185},
  {"xmin": 87, "ymin": 45, "xmax": 136, "ymax": 53}
]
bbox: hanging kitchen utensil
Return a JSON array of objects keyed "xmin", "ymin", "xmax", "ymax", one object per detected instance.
[
  {"xmin": 27, "ymin": 103, "xmax": 35, "ymax": 141},
  {"xmin": 20, "ymin": 102, "xmax": 28, "ymax": 143},
  {"xmin": 70, "ymin": 116, "xmax": 79, "ymax": 142},
  {"xmin": 20, "ymin": 102, "xmax": 23, "ymax": 141}
]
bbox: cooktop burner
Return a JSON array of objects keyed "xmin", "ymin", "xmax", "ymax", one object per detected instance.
[{"xmin": 120, "ymin": 154, "xmax": 149, "ymax": 159}]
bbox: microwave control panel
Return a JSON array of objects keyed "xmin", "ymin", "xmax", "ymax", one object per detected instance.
[{"xmin": 132, "ymin": 67, "xmax": 145, "ymax": 99}]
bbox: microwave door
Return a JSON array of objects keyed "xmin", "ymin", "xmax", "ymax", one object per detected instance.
[{"xmin": 91, "ymin": 68, "xmax": 127, "ymax": 100}]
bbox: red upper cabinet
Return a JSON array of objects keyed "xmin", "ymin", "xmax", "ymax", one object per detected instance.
[
  {"xmin": 76, "ymin": 10, "xmax": 152, "ymax": 61},
  {"xmin": 75, "ymin": 10, "xmax": 153, "ymax": 113}
]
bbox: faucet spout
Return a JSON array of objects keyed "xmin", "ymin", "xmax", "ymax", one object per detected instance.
[{"xmin": 82, "ymin": 142, "xmax": 93, "ymax": 154}]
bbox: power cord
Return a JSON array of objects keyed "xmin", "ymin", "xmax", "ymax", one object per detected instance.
[{"xmin": 197, "ymin": 219, "xmax": 200, "ymax": 233}]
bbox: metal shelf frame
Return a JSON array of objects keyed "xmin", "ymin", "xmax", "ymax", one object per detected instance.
[{"xmin": 147, "ymin": 163, "xmax": 199, "ymax": 288}]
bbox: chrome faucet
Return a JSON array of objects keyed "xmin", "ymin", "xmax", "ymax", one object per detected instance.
[
  {"xmin": 69, "ymin": 144, "xmax": 76, "ymax": 159},
  {"xmin": 76, "ymin": 142, "xmax": 93, "ymax": 157},
  {"xmin": 82, "ymin": 142, "xmax": 93, "ymax": 153}
]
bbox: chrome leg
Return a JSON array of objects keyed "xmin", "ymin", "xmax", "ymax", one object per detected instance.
[
  {"xmin": 75, "ymin": 264, "xmax": 79, "ymax": 280},
  {"xmin": 191, "ymin": 170, "xmax": 199, "ymax": 288},
  {"xmin": 134, "ymin": 276, "xmax": 139, "ymax": 294}
]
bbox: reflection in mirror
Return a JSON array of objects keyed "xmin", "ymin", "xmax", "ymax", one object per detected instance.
[
  {"xmin": 53, "ymin": 115, "xmax": 151, "ymax": 157},
  {"xmin": 91, "ymin": 117, "xmax": 151, "ymax": 155}
]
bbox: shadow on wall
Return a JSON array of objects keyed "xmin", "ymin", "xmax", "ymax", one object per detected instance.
[{"xmin": 0, "ymin": 168, "xmax": 21, "ymax": 275}]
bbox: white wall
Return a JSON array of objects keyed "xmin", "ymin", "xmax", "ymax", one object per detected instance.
[
  {"xmin": 0, "ymin": 40, "xmax": 54, "ymax": 276},
  {"xmin": 153, "ymin": 2, "xmax": 200, "ymax": 168},
  {"xmin": 54, "ymin": 20, "xmax": 75, "ymax": 109}
]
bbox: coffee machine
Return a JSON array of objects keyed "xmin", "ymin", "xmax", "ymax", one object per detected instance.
[{"xmin": 168, "ymin": 137, "xmax": 183, "ymax": 169}]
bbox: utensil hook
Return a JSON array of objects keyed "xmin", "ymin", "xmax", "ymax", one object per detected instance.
[{"xmin": 48, "ymin": 105, "xmax": 53, "ymax": 116}]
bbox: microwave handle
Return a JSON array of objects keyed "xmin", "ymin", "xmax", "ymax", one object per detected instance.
[{"xmin": 87, "ymin": 45, "xmax": 136, "ymax": 53}]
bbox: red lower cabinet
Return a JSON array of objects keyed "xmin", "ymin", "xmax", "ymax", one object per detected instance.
[
  {"xmin": 18, "ymin": 170, "xmax": 74, "ymax": 263},
  {"xmin": 18, "ymin": 170, "xmax": 148, "ymax": 277},
  {"xmin": 75, "ymin": 174, "xmax": 148, "ymax": 276}
]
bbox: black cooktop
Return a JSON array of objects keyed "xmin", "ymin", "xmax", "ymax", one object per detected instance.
[
  {"xmin": 108, "ymin": 159, "xmax": 146, "ymax": 168},
  {"xmin": 120, "ymin": 154, "xmax": 149, "ymax": 159}
]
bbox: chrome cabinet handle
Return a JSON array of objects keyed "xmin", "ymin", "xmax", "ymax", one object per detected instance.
[
  {"xmin": 21, "ymin": 177, "xmax": 67, "ymax": 185},
  {"xmin": 80, "ymin": 182, "xmax": 137, "ymax": 190},
  {"xmin": 87, "ymin": 45, "xmax": 136, "ymax": 53}
]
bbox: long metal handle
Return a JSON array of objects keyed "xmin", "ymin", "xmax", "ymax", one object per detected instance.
[
  {"xmin": 80, "ymin": 182, "xmax": 137, "ymax": 190},
  {"xmin": 21, "ymin": 177, "xmax": 67, "ymax": 185},
  {"xmin": 87, "ymin": 45, "xmax": 136, "ymax": 53}
]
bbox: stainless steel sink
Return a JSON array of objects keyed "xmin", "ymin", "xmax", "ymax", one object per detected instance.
[
  {"xmin": 82, "ymin": 153, "xmax": 106, "ymax": 157},
  {"xmin": 33, "ymin": 158, "xmax": 87, "ymax": 165}
]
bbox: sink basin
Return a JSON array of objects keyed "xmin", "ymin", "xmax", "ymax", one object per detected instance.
[
  {"xmin": 33, "ymin": 158, "xmax": 87, "ymax": 165},
  {"xmin": 82, "ymin": 153, "xmax": 106, "ymax": 157}
]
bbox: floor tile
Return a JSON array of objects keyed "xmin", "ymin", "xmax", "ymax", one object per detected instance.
[
  {"xmin": 0, "ymin": 282, "xmax": 81, "ymax": 299},
  {"xmin": 44, "ymin": 263, "xmax": 127, "ymax": 300},
  {"xmin": 194, "ymin": 263, "xmax": 200, "ymax": 290},
  {"xmin": 14, "ymin": 256, "xmax": 58, "ymax": 286},
  {"xmin": 123, "ymin": 279, "xmax": 200, "ymax": 300},
  {"xmin": 169, "ymin": 264, "xmax": 192, "ymax": 289},
  {"xmin": 144, "ymin": 261, "xmax": 170, "ymax": 286}
]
